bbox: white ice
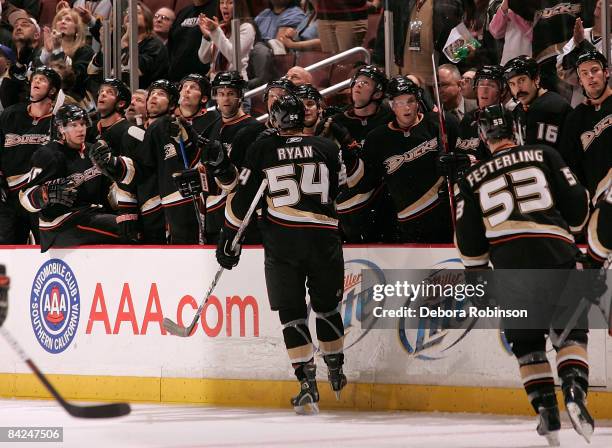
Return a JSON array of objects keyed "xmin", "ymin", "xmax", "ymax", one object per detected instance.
[{"xmin": 0, "ymin": 399, "xmax": 611, "ymax": 448}]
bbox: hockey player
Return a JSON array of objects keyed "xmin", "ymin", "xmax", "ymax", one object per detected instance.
[
  {"xmin": 295, "ymin": 83, "xmax": 323, "ymax": 135},
  {"xmin": 456, "ymin": 65, "xmax": 506, "ymax": 163},
  {"xmin": 0, "ymin": 66, "xmax": 59, "ymax": 244},
  {"xmin": 176, "ymin": 73, "xmax": 220, "ymax": 135},
  {"xmin": 217, "ymin": 95, "xmax": 347, "ymax": 415},
  {"xmin": 20, "ymin": 105, "xmax": 121, "ymax": 251},
  {"xmin": 504, "ymin": 56, "xmax": 572, "ymax": 151},
  {"xmin": 339, "ymin": 76, "xmax": 457, "ymax": 243},
  {"xmin": 560, "ymin": 49, "xmax": 612, "ymax": 206},
  {"xmin": 455, "ymin": 104, "xmax": 592, "ymax": 445},
  {"xmin": 588, "ymin": 183, "xmax": 612, "ymax": 267},
  {"xmin": 94, "ymin": 78, "xmax": 132, "ymax": 154}
]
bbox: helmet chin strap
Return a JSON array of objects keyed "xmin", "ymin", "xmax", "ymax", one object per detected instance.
[
  {"xmin": 583, "ymin": 78, "xmax": 610, "ymax": 102},
  {"xmin": 30, "ymin": 87, "xmax": 53, "ymax": 104},
  {"xmin": 353, "ymin": 89, "xmax": 380, "ymax": 110},
  {"xmin": 220, "ymin": 98, "xmax": 242, "ymax": 120}
]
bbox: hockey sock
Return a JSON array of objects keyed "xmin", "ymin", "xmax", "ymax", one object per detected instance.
[
  {"xmin": 556, "ymin": 337, "xmax": 589, "ymax": 394},
  {"xmin": 279, "ymin": 308, "xmax": 314, "ymax": 381},
  {"xmin": 518, "ymin": 351, "xmax": 557, "ymax": 413},
  {"xmin": 314, "ymin": 308, "xmax": 345, "ymax": 355}
]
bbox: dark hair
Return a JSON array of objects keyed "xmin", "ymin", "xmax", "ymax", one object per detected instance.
[{"xmin": 139, "ymin": 2, "xmax": 154, "ymax": 36}]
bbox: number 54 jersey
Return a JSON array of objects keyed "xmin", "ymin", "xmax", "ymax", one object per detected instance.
[
  {"xmin": 454, "ymin": 144, "xmax": 590, "ymax": 269},
  {"xmin": 225, "ymin": 134, "xmax": 345, "ymax": 236}
]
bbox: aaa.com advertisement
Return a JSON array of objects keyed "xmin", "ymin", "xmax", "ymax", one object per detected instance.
[{"xmin": 0, "ymin": 247, "xmax": 607, "ymax": 387}]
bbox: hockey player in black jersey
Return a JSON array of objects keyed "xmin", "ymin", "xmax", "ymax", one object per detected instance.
[
  {"xmin": 588, "ymin": 183, "xmax": 612, "ymax": 267},
  {"xmin": 20, "ymin": 105, "xmax": 121, "ymax": 251},
  {"xmin": 176, "ymin": 73, "xmax": 220, "ymax": 135},
  {"xmin": 217, "ymin": 95, "xmax": 347, "ymax": 415},
  {"xmin": 504, "ymin": 56, "xmax": 572, "ymax": 151},
  {"xmin": 0, "ymin": 66, "xmax": 60, "ymax": 244},
  {"xmin": 339, "ymin": 76, "xmax": 457, "ymax": 243},
  {"xmin": 94, "ymin": 78, "xmax": 132, "ymax": 153},
  {"xmin": 455, "ymin": 105, "xmax": 593, "ymax": 446},
  {"xmin": 456, "ymin": 65, "xmax": 506, "ymax": 164},
  {"xmin": 560, "ymin": 49, "xmax": 612, "ymax": 206}
]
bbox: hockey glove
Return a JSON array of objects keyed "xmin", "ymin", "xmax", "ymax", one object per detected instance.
[
  {"xmin": 172, "ymin": 168, "xmax": 203, "ymax": 198},
  {"xmin": 32, "ymin": 178, "xmax": 78, "ymax": 209},
  {"xmin": 0, "ymin": 265, "xmax": 8, "ymax": 327},
  {"xmin": 89, "ymin": 140, "xmax": 123, "ymax": 179},
  {"xmin": 116, "ymin": 213, "xmax": 142, "ymax": 244},
  {"xmin": 216, "ymin": 226, "xmax": 242, "ymax": 270},
  {"xmin": 575, "ymin": 253, "xmax": 608, "ymax": 304},
  {"xmin": 0, "ymin": 171, "xmax": 8, "ymax": 203},
  {"xmin": 169, "ymin": 117, "xmax": 189, "ymax": 144},
  {"xmin": 436, "ymin": 152, "xmax": 471, "ymax": 181},
  {"xmin": 200, "ymin": 138, "xmax": 232, "ymax": 177}
]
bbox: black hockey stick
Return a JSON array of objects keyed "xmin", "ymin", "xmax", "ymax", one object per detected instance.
[
  {"xmin": 177, "ymin": 135, "xmax": 208, "ymax": 244},
  {"xmin": 163, "ymin": 178, "xmax": 269, "ymax": 337},
  {"xmin": 0, "ymin": 327, "xmax": 131, "ymax": 418}
]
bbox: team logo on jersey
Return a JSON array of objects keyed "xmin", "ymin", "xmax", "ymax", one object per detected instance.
[
  {"xmin": 456, "ymin": 137, "xmax": 480, "ymax": 151},
  {"xmin": 287, "ymin": 137, "xmax": 302, "ymax": 144},
  {"xmin": 534, "ymin": 2, "xmax": 581, "ymax": 21},
  {"xmin": 3, "ymin": 133, "xmax": 50, "ymax": 147},
  {"xmin": 164, "ymin": 143, "xmax": 177, "ymax": 160},
  {"xmin": 384, "ymin": 138, "xmax": 438, "ymax": 174},
  {"xmin": 30, "ymin": 259, "xmax": 80, "ymax": 354},
  {"xmin": 580, "ymin": 114, "xmax": 612, "ymax": 152}
]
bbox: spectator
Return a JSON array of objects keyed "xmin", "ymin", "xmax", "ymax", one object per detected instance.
[
  {"xmin": 314, "ymin": 0, "xmax": 368, "ymax": 53},
  {"xmin": 8, "ymin": 0, "xmax": 40, "ymax": 22},
  {"xmin": 489, "ymin": 0, "xmax": 533, "ymax": 65},
  {"xmin": 373, "ymin": 0, "xmax": 463, "ymax": 86},
  {"xmin": 49, "ymin": 58, "xmax": 96, "ymax": 113},
  {"xmin": 254, "ymin": 0, "xmax": 305, "ymax": 41},
  {"xmin": 277, "ymin": 0, "xmax": 321, "ymax": 52},
  {"xmin": 198, "ymin": 0, "xmax": 256, "ymax": 81},
  {"xmin": 72, "ymin": 1, "xmax": 112, "ymax": 51},
  {"xmin": 167, "ymin": 0, "xmax": 219, "ymax": 82},
  {"xmin": 125, "ymin": 88, "xmax": 148, "ymax": 126},
  {"xmin": 460, "ymin": 68, "xmax": 477, "ymax": 100},
  {"xmin": 458, "ymin": 0, "xmax": 502, "ymax": 69},
  {"xmin": 0, "ymin": 44, "xmax": 14, "ymax": 111},
  {"xmin": 438, "ymin": 64, "xmax": 477, "ymax": 121},
  {"xmin": 38, "ymin": 8, "xmax": 94, "ymax": 100},
  {"xmin": 120, "ymin": 2, "xmax": 169, "ymax": 89},
  {"xmin": 286, "ymin": 65, "xmax": 313, "ymax": 85},
  {"xmin": 153, "ymin": 7, "xmax": 175, "ymax": 44}
]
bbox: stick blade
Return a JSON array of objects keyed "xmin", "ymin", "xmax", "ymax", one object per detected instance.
[
  {"xmin": 163, "ymin": 317, "xmax": 192, "ymax": 337},
  {"xmin": 65, "ymin": 402, "xmax": 131, "ymax": 419}
]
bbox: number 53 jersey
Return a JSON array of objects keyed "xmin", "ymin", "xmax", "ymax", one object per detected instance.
[
  {"xmin": 454, "ymin": 144, "xmax": 590, "ymax": 269},
  {"xmin": 224, "ymin": 134, "xmax": 345, "ymax": 234}
]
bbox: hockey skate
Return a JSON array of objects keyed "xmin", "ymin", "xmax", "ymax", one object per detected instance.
[
  {"xmin": 324, "ymin": 354, "xmax": 347, "ymax": 400},
  {"xmin": 563, "ymin": 382, "xmax": 594, "ymax": 443},
  {"xmin": 291, "ymin": 364, "xmax": 319, "ymax": 415},
  {"xmin": 536, "ymin": 405, "xmax": 561, "ymax": 447}
]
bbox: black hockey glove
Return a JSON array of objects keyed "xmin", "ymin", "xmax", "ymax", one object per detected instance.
[
  {"xmin": 89, "ymin": 140, "xmax": 122, "ymax": 179},
  {"xmin": 576, "ymin": 253, "xmax": 608, "ymax": 304},
  {"xmin": 0, "ymin": 264, "xmax": 8, "ymax": 327},
  {"xmin": 169, "ymin": 117, "xmax": 189, "ymax": 143},
  {"xmin": 0, "ymin": 171, "xmax": 8, "ymax": 203},
  {"xmin": 116, "ymin": 213, "xmax": 141, "ymax": 244},
  {"xmin": 33, "ymin": 178, "xmax": 78, "ymax": 209},
  {"xmin": 200, "ymin": 137, "xmax": 232, "ymax": 177},
  {"xmin": 173, "ymin": 168, "xmax": 203, "ymax": 198},
  {"xmin": 436, "ymin": 152, "xmax": 471, "ymax": 180},
  {"xmin": 216, "ymin": 226, "xmax": 242, "ymax": 270}
]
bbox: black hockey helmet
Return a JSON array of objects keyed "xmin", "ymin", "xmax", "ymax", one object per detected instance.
[
  {"xmin": 294, "ymin": 83, "xmax": 323, "ymax": 104},
  {"xmin": 477, "ymin": 104, "xmax": 515, "ymax": 143},
  {"xmin": 55, "ymin": 104, "xmax": 92, "ymax": 129},
  {"xmin": 264, "ymin": 77, "xmax": 296, "ymax": 102},
  {"xmin": 503, "ymin": 56, "xmax": 539, "ymax": 81},
  {"xmin": 387, "ymin": 76, "xmax": 423, "ymax": 101},
  {"xmin": 179, "ymin": 73, "xmax": 212, "ymax": 100},
  {"xmin": 211, "ymin": 71, "xmax": 247, "ymax": 98},
  {"xmin": 30, "ymin": 66, "xmax": 62, "ymax": 101},
  {"xmin": 350, "ymin": 64, "xmax": 388, "ymax": 94},
  {"xmin": 576, "ymin": 49, "xmax": 609, "ymax": 70},
  {"xmin": 100, "ymin": 77, "xmax": 132, "ymax": 113},
  {"xmin": 269, "ymin": 94, "xmax": 305, "ymax": 130},
  {"xmin": 147, "ymin": 79, "xmax": 180, "ymax": 109},
  {"xmin": 474, "ymin": 65, "xmax": 506, "ymax": 89}
]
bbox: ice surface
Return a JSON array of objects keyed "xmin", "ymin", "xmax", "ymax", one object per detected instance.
[{"xmin": 0, "ymin": 399, "xmax": 610, "ymax": 448}]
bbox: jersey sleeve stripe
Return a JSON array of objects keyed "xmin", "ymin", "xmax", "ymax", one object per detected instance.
[{"xmin": 397, "ymin": 177, "xmax": 443, "ymax": 221}]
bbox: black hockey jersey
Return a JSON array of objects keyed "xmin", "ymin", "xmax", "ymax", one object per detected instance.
[
  {"xmin": 455, "ymin": 144, "xmax": 589, "ymax": 269},
  {"xmin": 559, "ymin": 94, "xmax": 612, "ymax": 204},
  {"xmin": 96, "ymin": 118, "xmax": 131, "ymax": 156},
  {"xmin": 456, "ymin": 109, "xmax": 490, "ymax": 163},
  {"xmin": 181, "ymin": 109, "xmax": 221, "ymax": 136},
  {"xmin": 225, "ymin": 134, "xmax": 344, "ymax": 233},
  {"xmin": 512, "ymin": 91, "xmax": 572, "ymax": 151},
  {"xmin": 533, "ymin": 1, "xmax": 582, "ymax": 60},
  {"xmin": 0, "ymin": 103, "xmax": 51, "ymax": 193},
  {"xmin": 587, "ymin": 183, "xmax": 612, "ymax": 265}
]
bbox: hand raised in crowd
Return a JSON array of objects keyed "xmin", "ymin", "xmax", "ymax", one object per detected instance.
[
  {"xmin": 198, "ymin": 14, "xmax": 212, "ymax": 38},
  {"xmin": 573, "ymin": 17, "xmax": 585, "ymax": 45},
  {"xmin": 75, "ymin": 6, "xmax": 94, "ymax": 26},
  {"xmin": 501, "ymin": 0, "xmax": 509, "ymax": 13},
  {"xmin": 43, "ymin": 27, "xmax": 63, "ymax": 53},
  {"xmin": 56, "ymin": 0, "xmax": 70, "ymax": 12}
]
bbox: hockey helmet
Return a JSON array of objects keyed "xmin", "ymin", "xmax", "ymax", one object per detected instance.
[
  {"xmin": 211, "ymin": 71, "xmax": 247, "ymax": 98},
  {"xmin": 503, "ymin": 56, "xmax": 539, "ymax": 81},
  {"xmin": 179, "ymin": 73, "xmax": 212, "ymax": 100},
  {"xmin": 294, "ymin": 83, "xmax": 323, "ymax": 104},
  {"xmin": 474, "ymin": 65, "xmax": 506, "ymax": 89},
  {"xmin": 264, "ymin": 77, "xmax": 297, "ymax": 103},
  {"xmin": 147, "ymin": 79, "xmax": 180, "ymax": 110},
  {"xmin": 269, "ymin": 94, "xmax": 305, "ymax": 130},
  {"xmin": 30, "ymin": 66, "xmax": 62, "ymax": 100},
  {"xmin": 100, "ymin": 78, "xmax": 132, "ymax": 113},
  {"xmin": 350, "ymin": 64, "xmax": 388, "ymax": 94},
  {"xmin": 576, "ymin": 49, "xmax": 609, "ymax": 70},
  {"xmin": 387, "ymin": 76, "xmax": 423, "ymax": 101},
  {"xmin": 55, "ymin": 104, "xmax": 92, "ymax": 129},
  {"xmin": 477, "ymin": 105, "xmax": 515, "ymax": 143}
]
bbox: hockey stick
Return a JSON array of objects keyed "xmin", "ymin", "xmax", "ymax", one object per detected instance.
[
  {"xmin": 177, "ymin": 135, "xmax": 208, "ymax": 245},
  {"xmin": 0, "ymin": 327, "xmax": 130, "ymax": 418},
  {"xmin": 163, "ymin": 178, "xmax": 269, "ymax": 337},
  {"xmin": 431, "ymin": 54, "xmax": 457, "ymax": 228}
]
